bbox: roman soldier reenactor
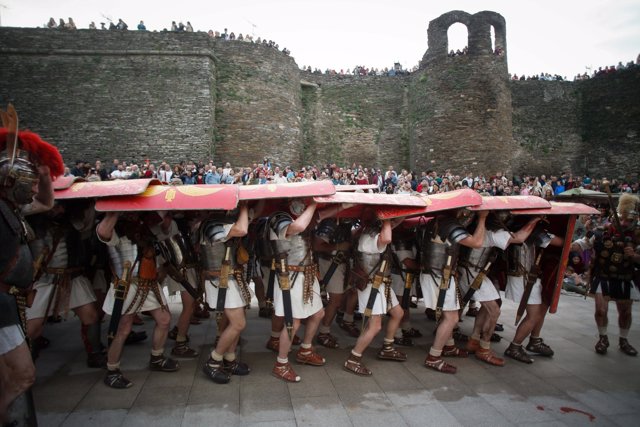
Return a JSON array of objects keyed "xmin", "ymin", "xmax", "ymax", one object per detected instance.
[
  {"xmin": 573, "ymin": 193, "xmax": 640, "ymax": 356},
  {"xmin": 199, "ymin": 203, "xmax": 252, "ymax": 384},
  {"xmin": 0, "ymin": 106, "xmax": 64, "ymax": 425}
]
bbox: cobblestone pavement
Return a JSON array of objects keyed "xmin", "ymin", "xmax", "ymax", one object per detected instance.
[{"xmin": 33, "ymin": 290, "xmax": 640, "ymax": 426}]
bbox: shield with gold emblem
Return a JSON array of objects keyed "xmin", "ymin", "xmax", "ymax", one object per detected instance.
[{"xmin": 95, "ymin": 184, "xmax": 239, "ymax": 211}]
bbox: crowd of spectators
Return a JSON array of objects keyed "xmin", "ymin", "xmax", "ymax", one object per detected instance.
[
  {"xmin": 301, "ymin": 63, "xmax": 417, "ymax": 77},
  {"xmin": 66, "ymin": 156, "xmax": 639, "ymax": 201},
  {"xmin": 512, "ymin": 57, "xmax": 640, "ymax": 82}
]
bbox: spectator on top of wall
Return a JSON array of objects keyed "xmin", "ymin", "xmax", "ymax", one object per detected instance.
[
  {"xmin": 137, "ymin": 20, "xmax": 146, "ymax": 31},
  {"xmin": 116, "ymin": 19, "xmax": 128, "ymax": 30},
  {"xmin": 89, "ymin": 21, "xmax": 97, "ymax": 30},
  {"xmin": 171, "ymin": 21, "xmax": 178, "ymax": 31},
  {"xmin": 47, "ymin": 18, "xmax": 56, "ymax": 29},
  {"xmin": 66, "ymin": 18, "xmax": 77, "ymax": 30},
  {"xmin": 58, "ymin": 18, "xmax": 66, "ymax": 29},
  {"xmin": 186, "ymin": 22, "xmax": 194, "ymax": 32}
]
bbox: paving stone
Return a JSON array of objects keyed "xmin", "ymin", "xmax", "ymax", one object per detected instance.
[
  {"xmin": 290, "ymin": 395, "xmax": 352, "ymax": 427},
  {"xmin": 121, "ymin": 405, "xmax": 186, "ymax": 427},
  {"xmin": 61, "ymin": 409, "xmax": 128, "ymax": 427}
]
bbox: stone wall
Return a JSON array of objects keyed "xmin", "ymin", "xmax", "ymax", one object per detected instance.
[
  {"xmin": 0, "ymin": 12, "xmax": 638, "ymax": 178},
  {"xmin": 299, "ymin": 73, "xmax": 408, "ymax": 169},
  {"xmin": 0, "ymin": 28, "xmax": 217, "ymax": 164}
]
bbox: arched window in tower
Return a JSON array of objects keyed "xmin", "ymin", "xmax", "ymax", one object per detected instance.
[{"xmin": 446, "ymin": 22, "xmax": 469, "ymax": 57}]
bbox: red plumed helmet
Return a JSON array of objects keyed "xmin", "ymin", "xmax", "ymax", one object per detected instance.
[{"xmin": 0, "ymin": 128, "xmax": 65, "ymax": 180}]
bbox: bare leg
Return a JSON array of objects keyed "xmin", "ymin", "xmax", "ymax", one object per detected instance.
[{"xmin": 0, "ymin": 340, "xmax": 35, "ymax": 421}]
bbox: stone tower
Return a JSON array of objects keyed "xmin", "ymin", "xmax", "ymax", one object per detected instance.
[{"xmin": 410, "ymin": 10, "xmax": 514, "ymax": 174}]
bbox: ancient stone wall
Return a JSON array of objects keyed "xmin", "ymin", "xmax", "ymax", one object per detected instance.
[
  {"xmin": 0, "ymin": 28, "xmax": 217, "ymax": 164},
  {"xmin": 299, "ymin": 73, "xmax": 408, "ymax": 169},
  {"xmin": 0, "ymin": 12, "xmax": 638, "ymax": 178}
]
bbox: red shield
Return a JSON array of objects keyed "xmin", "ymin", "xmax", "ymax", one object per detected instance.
[
  {"xmin": 238, "ymin": 181, "xmax": 336, "ymax": 201},
  {"xmin": 468, "ymin": 195, "xmax": 551, "ymax": 211},
  {"xmin": 53, "ymin": 175, "xmax": 85, "ymax": 190},
  {"xmin": 55, "ymin": 178, "xmax": 162, "ymax": 200},
  {"xmin": 334, "ymin": 184, "xmax": 378, "ymax": 192},
  {"xmin": 511, "ymin": 201, "xmax": 599, "ymax": 216},
  {"xmin": 511, "ymin": 202, "xmax": 599, "ymax": 314},
  {"xmin": 95, "ymin": 184, "xmax": 238, "ymax": 212},
  {"xmin": 315, "ymin": 192, "xmax": 426, "ymax": 220},
  {"xmin": 314, "ymin": 192, "xmax": 425, "ymax": 207},
  {"xmin": 376, "ymin": 189, "xmax": 482, "ymax": 220}
]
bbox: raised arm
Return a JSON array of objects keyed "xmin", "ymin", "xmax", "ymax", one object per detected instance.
[
  {"xmin": 285, "ymin": 200, "xmax": 317, "ymax": 236},
  {"xmin": 459, "ymin": 210, "xmax": 489, "ymax": 249},
  {"xmin": 508, "ymin": 217, "xmax": 541, "ymax": 245}
]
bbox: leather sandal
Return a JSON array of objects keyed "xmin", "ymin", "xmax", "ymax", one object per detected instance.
[
  {"xmin": 224, "ymin": 359, "xmax": 251, "ymax": 375},
  {"xmin": 490, "ymin": 333, "xmax": 502, "ymax": 343},
  {"xmin": 475, "ymin": 348, "xmax": 505, "ymax": 366},
  {"xmin": 424, "ymin": 355, "xmax": 457, "ymax": 374},
  {"xmin": 466, "ymin": 338, "xmax": 480, "ymax": 354},
  {"xmin": 344, "ymin": 354, "xmax": 372, "ymax": 376},
  {"xmin": 526, "ymin": 337, "xmax": 554, "ymax": 357},
  {"xmin": 452, "ymin": 329, "xmax": 469, "ymax": 342},
  {"xmin": 203, "ymin": 358, "xmax": 231, "ymax": 384},
  {"xmin": 316, "ymin": 333, "xmax": 339, "ymax": 349},
  {"xmin": 402, "ymin": 327, "xmax": 423, "ymax": 338},
  {"xmin": 504, "ymin": 343, "xmax": 533, "ymax": 364},
  {"xmin": 377, "ymin": 346, "xmax": 407, "ymax": 361},
  {"xmin": 619, "ymin": 338, "xmax": 638, "ymax": 356},
  {"xmin": 272, "ymin": 361, "xmax": 300, "ymax": 382},
  {"xmin": 266, "ymin": 336, "xmax": 280, "ymax": 352},
  {"xmin": 595, "ymin": 335, "xmax": 609, "ymax": 355},
  {"xmin": 442, "ymin": 345, "xmax": 468, "ymax": 358},
  {"xmin": 339, "ymin": 320, "xmax": 361, "ymax": 337},
  {"xmin": 394, "ymin": 336, "xmax": 414, "ymax": 347},
  {"xmin": 295, "ymin": 348, "xmax": 326, "ymax": 366},
  {"xmin": 149, "ymin": 355, "xmax": 180, "ymax": 372}
]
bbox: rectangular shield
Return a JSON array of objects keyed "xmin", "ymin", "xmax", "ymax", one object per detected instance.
[
  {"xmin": 376, "ymin": 189, "xmax": 483, "ymax": 220},
  {"xmin": 95, "ymin": 184, "xmax": 238, "ymax": 211},
  {"xmin": 55, "ymin": 178, "xmax": 163, "ymax": 199},
  {"xmin": 238, "ymin": 181, "xmax": 336, "ymax": 201},
  {"xmin": 468, "ymin": 195, "xmax": 551, "ymax": 211}
]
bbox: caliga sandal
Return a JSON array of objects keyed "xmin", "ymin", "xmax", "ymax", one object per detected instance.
[
  {"xmin": 149, "ymin": 355, "xmax": 180, "ymax": 372},
  {"xmin": 266, "ymin": 336, "xmax": 280, "ymax": 352},
  {"xmin": 452, "ymin": 329, "xmax": 469, "ymax": 342},
  {"xmin": 104, "ymin": 369, "xmax": 133, "ymax": 389},
  {"xmin": 377, "ymin": 346, "xmax": 407, "ymax": 361},
  {"xmin": 526, "ymin": 337, "xmax": 554, "ymax": 357},
  {"xmin": 316, "ymin": 333, "xmax": 339, "ymax": 349},
  {"xmin": 466, "ymin": 338, "xmax": 480, "ymax": 354},
  {"xmin": 272, "ymin": 362, "xmax": 300, "ymax": 382},
  {"xmin": 619, "ymin": 338, "xmax": 638, "ymax": 356},
  {"xmin": 504, "ymin": 343, "xmax": 533, "ymax": 364},
  {"xmin": 394, "ymin": 336, "xmax": 414, "ymax": 347},
  {"xmin": 203, "ymin": 358, "xmax": 231, "ymax": 384},
  {"xmin": 171, "ymin": 342, "xmax": 199, "ymax": 358},
  {"xmin": 424, "ymin": 355, "xmax": 457, "ymax": 374},
  {"xmin": 442, "ymin": 345, "xmax": 468, "ymax": 358},
  {"xmin": 224, "ymin": 359, "xmax": 251, "ymax": 375},
  {"xmin": 402, "ymin": 327, "xmax": 423, "ymax": 338},
  {"xmin": 595, "ymin": 335, "xmax": 609, "ymax": 354},
  {"xmin": 475, "ymin": 348, "xmax": 505, "ymax": 366},
  {"xmin": 295, "ymin": 348, "xmax": 326, "ymax": 366},
  {"xmin": 339, "ymin": 320, "xmax": 361, "ymax": 337},
  {"xmin": 344, "ymin": 354, "xmax": 372, "ymax": 376}
]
